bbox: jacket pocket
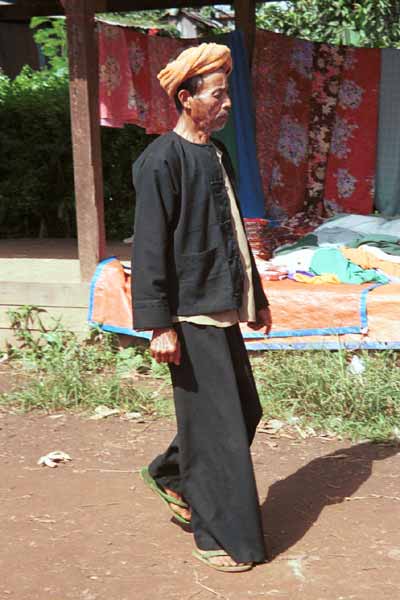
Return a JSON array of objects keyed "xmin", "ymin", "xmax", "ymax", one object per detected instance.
[{"xmin": 177, "ymin": 247, "xmax": 227, "ymax": 286}]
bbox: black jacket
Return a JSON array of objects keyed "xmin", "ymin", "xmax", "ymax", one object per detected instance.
[{"xmin": 131, "ymin": 131, "xmax": 268, "ymax": 330}]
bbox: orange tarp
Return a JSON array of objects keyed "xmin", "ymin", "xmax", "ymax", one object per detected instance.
[{"xmin": 88, "ymin": 258, "xmax": 400, "ymax": 350}]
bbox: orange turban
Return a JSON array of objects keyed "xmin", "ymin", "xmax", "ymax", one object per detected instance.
[{"xmin": 157, "ymin": 42, "xmax": 233, "ymax": 98}]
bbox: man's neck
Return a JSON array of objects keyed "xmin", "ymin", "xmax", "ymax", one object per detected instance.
[{"xmin": 174, "ymin": 115, "xmax": 211, "ymax": 145}]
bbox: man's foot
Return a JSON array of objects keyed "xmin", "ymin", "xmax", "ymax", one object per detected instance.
[
  {"xmin": 139, "ymin": 467, "xmax": 191, "ymax": 525},
  {"xmin": 164, "ymin": 487, "xmax": 191, "ymax": 522},
  {"xmin": 193, "ymin": 549, "xmax": 253, "ymax": 572}
]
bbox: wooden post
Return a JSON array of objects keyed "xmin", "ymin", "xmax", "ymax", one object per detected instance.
[
  {"xmin": 234, "ymin": 0, "xmax": 256, "ymax": 63},
  {"xmin": 62, "ymin": 0, "xmax": 106, "ymax": 281}
]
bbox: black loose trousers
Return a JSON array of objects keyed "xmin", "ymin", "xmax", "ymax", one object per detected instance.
[{"xmin": 149, "ymin": 322, "xmax": 267, "ymax": 564}]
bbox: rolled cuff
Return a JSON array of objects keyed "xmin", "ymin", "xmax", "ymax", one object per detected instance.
[{"xmin": 133, "ymin": 300, "xmax": 172, "ymax": 330}]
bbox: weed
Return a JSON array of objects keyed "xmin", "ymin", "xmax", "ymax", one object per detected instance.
[
  {"xmin": 2, "ymin": 308, "xmax": 400, "ymax": 441},
  {"xmin": 252, "ymin": 350, "xmax": 400, "ymax": 441},
  {"xmin": 1, "ymin": 307, "xmax": 171, "ymax": 415}
]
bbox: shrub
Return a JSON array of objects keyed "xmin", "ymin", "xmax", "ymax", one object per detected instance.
[{"xmin": 0, "ymin": 67, "xmax": 153, "ymax": 239}]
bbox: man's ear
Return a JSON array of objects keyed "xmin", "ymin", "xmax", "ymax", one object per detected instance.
[{"xmin": 177, "ymin": 89, "xmax": 192, "ymax": 111}]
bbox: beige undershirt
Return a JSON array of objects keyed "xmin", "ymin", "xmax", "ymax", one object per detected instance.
[{"xmin": 172, "ymin": 146, "xmax": 256, "ymax": 328}]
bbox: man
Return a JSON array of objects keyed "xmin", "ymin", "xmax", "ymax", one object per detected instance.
[{"xmin": 132, "ymin": 42, "xmax": 271, "ymax": 572}]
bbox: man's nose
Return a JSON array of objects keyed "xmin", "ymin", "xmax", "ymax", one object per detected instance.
[{"xmin": 222, "ymin": 95, "xmax": 232, "ymax": 110}]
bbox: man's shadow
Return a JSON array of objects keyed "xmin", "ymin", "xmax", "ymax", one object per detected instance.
[{"xmin": 260, "ymin": 441, "xmax": 399, "ymax": 560}]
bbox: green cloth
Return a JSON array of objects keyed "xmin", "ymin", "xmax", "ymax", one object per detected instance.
[
  {"xmin": 276, "ymin": 232, "xmax": 400, "ymax": 258},
  {"xmin": 212, "ymin": 109, "xmax": 239, "ymax": 178},
  {"xmin": 310, "ymin": 248, "xmax": 390, "ymax": 285},
  {"xmin": 347, "ymin": 234, "xmax": 400, "ymax": 256},
  {"xmin": 206, "ymin": 33, "xmax": 239, "ymax": 177},
  {"xmin": 274, "ymin": 234, "xmax": 319, "ymax": 256}
]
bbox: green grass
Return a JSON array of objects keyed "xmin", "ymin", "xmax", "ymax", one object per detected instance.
[
  {"xmin": 252, "ymin": 350, "xmax": 400, "ymax": 442},
  {"xmin": 1, "ymin": 306, "xmax": 172, "ymax": 416},
  {"xmin": 1, "ymin": 307, "xmax": 400, "ymax": 441}
]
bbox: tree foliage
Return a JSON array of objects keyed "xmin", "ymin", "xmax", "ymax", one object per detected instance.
[
  {"xmin": 256, "ymin": 0, "xmax": 400, "ymax": 47},
  {"xmin": 0, "ymin": 67, "xmax": 72, "ymax": 238},
  {"xmin": 0, "ymin": 16, "xmax": 155, "ymax": 240},
  {"xmin": 30, "ymin": 17, "xmax": 68, "ymax": 75}
]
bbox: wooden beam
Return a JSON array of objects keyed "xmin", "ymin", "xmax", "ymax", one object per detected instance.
[
  {"xmin": 103, "ymin": 0, "xmax": 216, "ymax": 9},
  {"xmin": 0, "ymin": 0, "xmax": 273, "ymax": 20},
  {"xmin": 103, "ymin": 0, "xmax": 218, "ymax": 9},
  {"xmin": 63, "ymin": 0, "xmax": 106, "ymax": 281},
  {"xmin": 234, "ymin": 0, "xmax": 256, "ymax": 62},
  {"xmin": 0, "ymin": 1, "xmax": 63, "ymax": 19},
  {"xmin": 0, "ymin": 0, "xmax": 216, "ymax": 19}
]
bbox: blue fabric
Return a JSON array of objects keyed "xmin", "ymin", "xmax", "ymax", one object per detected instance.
[
  {"xmin": 245, "ymin": 341, "xmax": 400, "ymax": 351},
  {"xmin": 88, "ymin": 261, "xmax": 393, "ymax": 350},
  {"xmin": 226, "ymin": 30, "xmax": 266, "ymax": 218},
  {"xmin": 376, "ymin": 49, "xmax": 400, "ymax": 216}
]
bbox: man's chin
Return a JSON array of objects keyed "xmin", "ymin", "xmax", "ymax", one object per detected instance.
[{"xmin": 212, "ymin": 116, "xmax": 229, "ymax": 132}]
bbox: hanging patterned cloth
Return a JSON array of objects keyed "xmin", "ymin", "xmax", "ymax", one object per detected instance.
[
  {"xmin": 146, "ymin": 35, "xmax": 191, "ymax": 134},
  {"xmin": 305, "ymin": 43, "xmax": 345, "ymax": 214},
  {"xmin": 98, "ymin": 23, "xmax": 133, "ymax": 128},
  {"xmin": 323, "ymin": 47, "xmax": 381, "ymax": 215},
  {"xmin": 98, "ymin": 22, "xmax": 191, "ymax": 133},
  {"xmin": 269, "ymin": 37, "xmax": 314, "ymax": 217},
  {"xmin": 253, "ymin": 31, "xmax": 314, "ymax": 218},
  {"xmin": 124, "ymin": 28, "xmax": 151, "ymax": 130},
  {"xmin": 97, "ymin": 23, "xmax": 266, "ymax": 220},
  {"xmin": 252, "ymin": 30, "xmax": 294, "ymax": 218}
]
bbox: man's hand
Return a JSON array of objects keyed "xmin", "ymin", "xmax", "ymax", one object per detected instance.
[
  {"xmin": 247, "ymin": 307, "xmax": 272, "ymax": 335},
  {"xmin": 150, "ymin": 328, "xmax": 181, "ymax": 365}
]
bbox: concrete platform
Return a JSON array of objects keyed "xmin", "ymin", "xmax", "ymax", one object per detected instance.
[{"xmin": 0, "ymin": 238, "xmax": 132, "ymax": 348}]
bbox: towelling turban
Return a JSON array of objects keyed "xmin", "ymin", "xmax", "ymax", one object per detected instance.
[{"xmin": 157, "ymin": 42, "xmax": 233, "ymax": 98}]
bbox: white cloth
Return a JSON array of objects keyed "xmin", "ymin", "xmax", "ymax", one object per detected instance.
[
  {"xmin": 358, "ymin": 244, "xmax": 400, "ymax": 264},
  {"xmin": 270, "ymin": 248, "xmax": 316, "ymax": 273}
]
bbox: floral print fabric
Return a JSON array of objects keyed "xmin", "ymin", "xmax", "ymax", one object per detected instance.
[
  {"xmin": 269, "ymin": 38, "xmax": 314, "ymax": 217},
  {"xmin": 125, "ymin": 29, "xmax": 151, "ymax": 129},
  {"xmin": 324, "ymin": 48, "xmax": 380, "ymax": 215},
  {"xmin": 99, "ymin": 25, "xmax": 381, "ymax": 219},
  {"xmin": 253, "ymin": 31, "xmax": 314, "ymax": 218},
  {"xmin": 252, "ymin": 30, "xmax": 294, "ymax": 213},
  {"xmin": 305, "ymin": 43, "xmax": 345, "ymax": 213},
  {"xmin": 146, "ymin": 35, "xmax": 190, "ymax": 134},
  {"xmin": 98, "ymin": 23, "xmax": 193, "ymax": 133},
  {"xmin": 99, "ymin": 24, "xmax": 133, "ymax": 128},
  {"xmin": 253, "ymin": 32, "xmax": 381, "ymax": 219}
]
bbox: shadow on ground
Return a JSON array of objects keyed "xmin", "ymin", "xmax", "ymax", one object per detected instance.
[{"xmin": 261, "ymin": 441, "xmax": 399, "ymax": 560}]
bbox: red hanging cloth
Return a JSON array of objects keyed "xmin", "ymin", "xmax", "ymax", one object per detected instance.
[
  {"xmin": 98, "ymin": 23, "xmax": 133, "ymax": 128},
  {"xmin": 252, "ymin": 31, "xmax": 294, "ymax": 217},
  {"xmin": 98, "ymin": 23, "xmax": 197, "ymax": 134},
  {"xmin": 323, "ymin": 47, "xmax": 381, "ymax": 214},
  {"xmin": 253, "ymin": 31, "xmax": 314, "ymax": 218}
]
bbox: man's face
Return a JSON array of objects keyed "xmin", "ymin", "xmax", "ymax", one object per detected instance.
[{"xmin": 189, "ymin": 70, "xmax": 231, "ymax": 133}]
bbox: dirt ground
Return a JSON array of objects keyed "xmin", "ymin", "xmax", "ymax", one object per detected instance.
[{"xmin": 1, "ymin": 410, "xmax": 400, "ymax": 600}]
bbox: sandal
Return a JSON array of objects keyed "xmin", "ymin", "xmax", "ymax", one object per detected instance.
[
  {"xmin": 140, "ymin": 466, "xmax": 191, "ymax": 525},
  {"xmin": 192, "ymin": 549, "xmax": 253, "ymax": 573}
]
